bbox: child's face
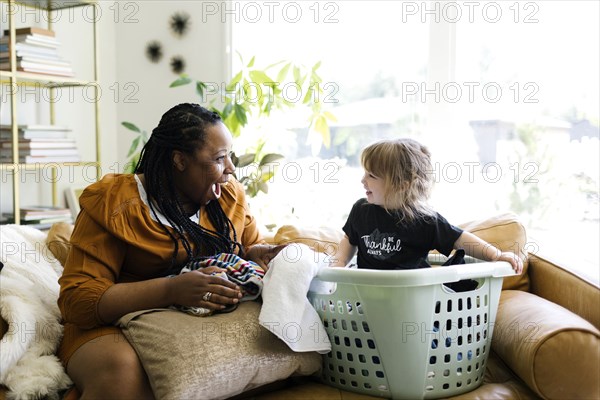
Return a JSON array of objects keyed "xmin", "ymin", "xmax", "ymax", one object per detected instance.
[{"xmin": 361, "ymin": 170, "xmax": 386, "ymax": 206}]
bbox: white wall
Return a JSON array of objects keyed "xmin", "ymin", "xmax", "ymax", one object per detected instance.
[{"xmin": 113, "ymin": 1, "xmax": 231, "ymax": 168}]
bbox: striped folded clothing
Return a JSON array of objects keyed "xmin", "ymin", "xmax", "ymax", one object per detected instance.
[{"xmin": 177, "ymin": 253, "xmax": 265, "ymax": 317}]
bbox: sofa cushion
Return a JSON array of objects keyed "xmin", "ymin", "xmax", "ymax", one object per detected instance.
[
  {"xmin": 273, "ymin": 225, "xmax": 343, "ymax": 256},
  {"xmin": 46, "ymin": 222, "xmax": 73, "ymax": 266},
  {"xmin": 116, "ymin": 301, "xmax": 322, "ymax": 400},
  {"xmin": 458, "ymin": 213, "xmax": 529, "ymax": 291},
  {"xmin": 492, "ymin": 290, "xmax": 600, "ymax": 400}
]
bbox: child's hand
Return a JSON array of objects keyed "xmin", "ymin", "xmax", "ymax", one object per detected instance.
[{"xmin": 497, "ymin": 252, "xmax": 523, "ymax": 274}]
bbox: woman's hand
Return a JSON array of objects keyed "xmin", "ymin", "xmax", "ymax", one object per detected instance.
[
  {"xmin": 169, "ymin": 266, "xmax": 242, "ymax": 311},
  {"xmin": 497, "ymin": 251, "xmax": 524, "ymax": 275},
  {"xmin": 245, "ymin": 244, "xmax": 288, "ymax": 271}
]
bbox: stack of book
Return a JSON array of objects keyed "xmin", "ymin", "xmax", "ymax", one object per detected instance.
[
  {"xmin": 0, "ymin": 27, "xmax": 74, "ymax": 77},
  {"xmin": 0, "ymin": 124, "xmax": 81, "ymax": 163},
  {"xmin": 5, "ymin": 205, "xmax": 73, "ymax": 229}
]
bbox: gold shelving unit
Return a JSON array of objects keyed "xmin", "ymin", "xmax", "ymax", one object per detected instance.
[{"xmin": 0, "ymin": 0, "xmax": 100, "ymax": 224}]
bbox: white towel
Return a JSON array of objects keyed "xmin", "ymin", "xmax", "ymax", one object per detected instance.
[{"xmin": 259, "ymin": 243, "xmax": 332, "ymax": 354}]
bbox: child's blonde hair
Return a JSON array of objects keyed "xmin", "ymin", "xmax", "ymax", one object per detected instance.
[{"xmin": 361, "ymin": 138, "xmax": 435, "ymax": 222}]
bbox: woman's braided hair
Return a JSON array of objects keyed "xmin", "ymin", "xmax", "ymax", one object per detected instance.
[{"xmin": 134, "ymin": 103, "xmax": 242, "ymax": 274}]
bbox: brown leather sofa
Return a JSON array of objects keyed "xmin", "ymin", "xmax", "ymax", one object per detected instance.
[{"xmin": 1, "ymin": 214, "xmax": 599, "ymax": 400}]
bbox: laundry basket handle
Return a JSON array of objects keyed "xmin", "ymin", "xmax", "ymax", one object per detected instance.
[
  {"xmin": 454, "ymin": 261, "xmax": 515, "ymax": 280},
  {"xmin": 315, "ymin": 261, "xmax": 514, "ymax": 287}
]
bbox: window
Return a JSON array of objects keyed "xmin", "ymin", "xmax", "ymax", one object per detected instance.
[{"xmin": 232, "ymin": 1, "xmax": 599, "ymax": 281}]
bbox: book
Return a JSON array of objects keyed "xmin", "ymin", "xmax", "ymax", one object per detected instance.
[
  {"xmin": 0, "ymin": 154, "xmax": 82, "ymax": 163},
  {"xmin": 8, "ymin": 66, "xmax": 74, "ymax": 77},
  {"xmin": 0, "ymin": 55, "xmax": 71, "ymax": 67},
  {"xmin": 17, "ymin": 205, "xmax": 72, "ymax": 219},
  {"xmin": 0, "ymin": 139, "xmax": 76, "ymax": 149},
  {"xmin": 0, "ymin": 35, "xmax": 61, "ymax": 48},
  {"xmin": 0, "ymin": 43, "xmax": 60, "ymax": 56},
  {"xmin": 0, "ymin": 147, "xmax": 79, "ymax": 156},
  {"xmin": 0, "ymin": 61, "xmax": 73, "ymax": 74},
  {"xmin": 21, "ymin": 215, "xmax": 73, "ymax": 229},
  {"xmin": 2, "ymin": 27, "xmax": 55, "ymax": 37},
  {"xmin": 0, "ymin": 124, "xmax": 70, "ymax": 131},
  {"xmin": 0, "ymin": 125, "xmax": 71, "ymax": 140},
  {"xmin": 0, "ymin": 50, "xmax": 62, "ymax": 61}
]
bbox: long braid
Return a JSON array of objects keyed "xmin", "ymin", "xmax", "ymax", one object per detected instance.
[{"xmin": 134, "ymin": 103, "xmax": 243, "ymax": 274}]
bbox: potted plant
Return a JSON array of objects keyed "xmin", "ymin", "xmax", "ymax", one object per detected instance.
[{"xmin": 122, "ymin": 55, "xmax": 336, "ymax": 197}]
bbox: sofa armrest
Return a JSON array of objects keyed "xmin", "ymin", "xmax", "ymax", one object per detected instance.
[
  {"xmin": 492, "ymin": 290, "xmax": 599, "ymax": 400},
  {"xmin": 528, "ymin": 253, "xmax": 600, "ymax": 331}
]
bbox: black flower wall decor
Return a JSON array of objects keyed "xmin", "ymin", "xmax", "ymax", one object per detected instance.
[
  {"xmin": 145, "ymin": 41, "xmax": 163, "ymax": 63},
  {"xmin": 170, "ymin": 12, "xmax": 191, "ymax": 37},
  {"xmin": 170, "ymin": 56, "xmax": 186, "ymax": 74}
]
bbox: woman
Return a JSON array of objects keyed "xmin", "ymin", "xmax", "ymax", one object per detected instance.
[{"xmin": 58, "ymin": 103, "xmax": 283, "ymax": 398}]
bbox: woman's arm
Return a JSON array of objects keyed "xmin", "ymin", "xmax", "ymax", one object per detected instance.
[
  {"xmin": 454, "ymin": 231, "xmax": 523, "ymax": 274},
  {"xmin": 59, "ymin": 212, "xmax": 242, "ymax": 328},
  {"xmin": 98, "ymin": 268, "xmax": 241, "ymax": 324},
  {"xmin": 329, "ymin": 235, "xmax": 357, "ymax": 267}
]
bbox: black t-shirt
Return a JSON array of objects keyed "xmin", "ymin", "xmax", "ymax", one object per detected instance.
[{"xmin": 342, "ymin": 199, "xmax": 463, "ymax": 270}]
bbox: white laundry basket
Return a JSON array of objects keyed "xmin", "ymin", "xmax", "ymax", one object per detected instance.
[{"xmin": 307, "ymin": 256, "xmax": 514, "ymax": 399}]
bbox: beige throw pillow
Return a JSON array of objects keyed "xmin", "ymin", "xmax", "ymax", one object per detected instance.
[
  {"xmin": 117, "ymin": 302, "xmax": 322, "ymax": 400},
  {"xmin": 45, "ymin": 222, "xmax": 74, "ymax": 266}
]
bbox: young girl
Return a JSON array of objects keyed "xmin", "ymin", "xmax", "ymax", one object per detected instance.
[{"xmin": 331, "ymin": 138, "xmax": 523, "ymax": 273}]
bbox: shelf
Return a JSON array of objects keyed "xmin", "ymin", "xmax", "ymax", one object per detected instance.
[
  {"xmin": 2, "ymin": 0, "xmax": 100, "ymax": 225},
  {"xmin": 0, "ymin": 0, "xmax": 95, "ymax": 11},
  {"xmin": 0, "ymin": 161, "xmax": 100, "ymax": 170},
  {"xmin": 0, "ymin": 70, "xmax": 97, "ymax": 87}
]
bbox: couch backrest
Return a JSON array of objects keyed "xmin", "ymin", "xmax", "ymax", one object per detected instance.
[
  {"xmin": 528, "ymin": 253, "xmax": 600, "ymax": 330},
  {"xmin": 458, "ymin": 213, "xmax": 529, "ymax": 291}
]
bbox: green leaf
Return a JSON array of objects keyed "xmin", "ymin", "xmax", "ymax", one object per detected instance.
[
  {"xmin": 227, "ymin": 71, "xmax": 243, "ymax": 91},
  {"xmin": 196, "ymin": 81, "xmax": 207, "ymax": 98},
  {"xmin": 247, "ymin": 55, "xmax": 255, "ymax": 68},
  {"xmin": 236, "ymin": 153, "xmax": 256, "ymax": 168},
  {"xmin": 259, "ymin": 168, "xmax": 276, "ymax": 182},
  {"xmin": 230, "ymin": 152, "xmax": 239, "ymax": 166},
  {"xmin": 258, "ymin": 181, "xmax": 269, "ymax": 194},
  {"xmin": 236, "ymin": 51, "xmax": 244, "ymax": 65},
  {"xmin": 121, "ymin": 122, "xmax": 140, "ymax": 133},
  {"xmin": 323, "ymin": 111, "xmax": 338, "ymax": 122},
  {"xmin": 293, "ymin": 65, "xmax": 301, "ymax": 82},
  {"xmin": 170, "ymin": 75, "xmax": 192, "ymax": 87},
  {"xmin": 255, "ymin": 140, "xmax": 265, "ymax": 155},
  {"xmin": 263, "ymin": 100, "xmax": 273, "ymax": 114},
  {"xmin": 277, "ymin": 62, "xmax": 292, "ymax": 82},
  {"xmin": 302, "ymin": 85, "xmax": 314, "ymax": 104},
  {"xmin": 249, "ymin": 70, "xmax": 273, "ymax": 85},
  {"xmin": 247, "ymin": 182, "xmax": 259, "ymax": 197},
  {"xmin": 234, "ymin": 103, "xmax": 248, "ymax": 127},
  {"xmin": 312, "ymin": 61, "xmax": 322, "ymax": 71},
  {"xmin": 123, "ymin": 152, "xmax": 140, "ymax": 173},
  {"xmin": 259, "ymin": 153, "xmax": 284, "ymax": 166},
  {"xmin": 222, "ymin": 102, "xmax": 233, "ymax": 119},
  {"xmin": 126, "ymin": 136, "xmax": 140, "ymax": 157},
  {"xmin": 265, "ymin": 60, "xmax": 286, "ymax": 70},
  {"xmin": 313, "ymin": 115, "xmax": 331, "ymax": 148}
]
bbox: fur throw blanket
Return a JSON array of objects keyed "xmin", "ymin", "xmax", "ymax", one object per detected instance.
[{"xmin": 0, "ymin": 225, "xmax": 72, "ymax": 399}]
